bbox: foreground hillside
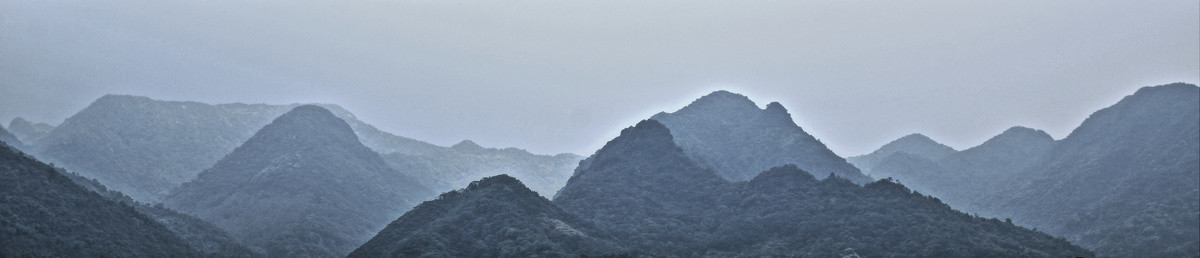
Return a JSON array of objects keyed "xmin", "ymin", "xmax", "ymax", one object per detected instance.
[{"xmin": 0, "ymin": 142, "xmax": 196, "ymax": 257}]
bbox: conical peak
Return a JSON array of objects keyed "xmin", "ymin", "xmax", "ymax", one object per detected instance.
[
  {"xmin": 750, "ymin": 164, "xmax": 817, "ymax": 184},
  {"xmin": 994, "ymin": 126, "xmax": 1053, "ymax": 142},
  {"xmin": 587, "ymin": 119, "xmax": 681, "ymax": 163},
  {"xmin": 254, "ymin": 105, "xmax": 360, "ymax": 146},
  {"xmin": 452, "ymin": 140, "xmax": 485, "ymax": 150},
  {"xmin": 615, "ymin": 119, "xmax": 675, "ymax": 146},
  {"xmin": 878, "ymin": 134, "xmax": 951, "ymax": 152}
]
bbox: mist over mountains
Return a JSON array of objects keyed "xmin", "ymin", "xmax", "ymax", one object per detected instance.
[
  {"xmin": 0, "ymin": 83, "xmax": 1196, "ymax": 257},
  {"xmin": 850, "ymin": 83, "xmax": 1200, "ymax": 257}
]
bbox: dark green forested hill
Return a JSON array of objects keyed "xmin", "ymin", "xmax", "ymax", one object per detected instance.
[
  {"xmin": 349, "ymin": 174, "xmax": 621, "ymax": 257},
  {"xmin": 0, "ymin": 141, "xmax": 197, "ymax": 257}
]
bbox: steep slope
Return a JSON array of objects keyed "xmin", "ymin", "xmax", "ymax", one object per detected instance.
[
  {"xmin": 554, "ymin": 120, "xmax": 728, "ymax": 254},
  {"xmin": 997, "ymin": 83, "xmax": 1200, "ymax": 257},
  {"xmin": 847, "ymin": 133, "xmax": 957, "ymax": 175},
  {"xmin": 383, "ymin": 140, "xmax": 583, "ymax": 198},
  {"xmin": 0, "ymin": 141, "xmax": 196, "ymax": 257},
  {"xmin": 552, "ymin": 119, "xmax": 1091, "ymax": 256},
  {"xmin": 935, "ymin": 126, "xmax": 1056, "ymax": 215},
  {"xmin": 349, "ymin": 175, "xmax": 620, "ymax": 257},
  {"xmin": 31, "ymin": 95, "xmax": 575, "ymax": 202},
  {"xmin": 165, "ymin": 105, "xmax": 432, "ymax": 257},
  {"xmin": 6, "ymin": 117, "xmax": 53, "ymax": 145},
  {"xmin": 650, "ymin": 90, "xmax": 871, "ymax": 183},
  {"xmin": 61, "ymin": 170, "xmax": 258, "ymax": 257}
]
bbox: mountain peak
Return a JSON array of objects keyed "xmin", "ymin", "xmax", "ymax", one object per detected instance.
[
  {"xmin": 451, "ymin": 140, "xmax": 485, "ymax": 151},
  {"xmin": 748, "ymin": 164, "xmax": 817, "ymax": 189},
  {"xmin": 463, "ymin": 174, "xmax": 534, "ymax": 196},
  {"xmin": 993, "ymin": 126, "xmax": 1053, "ymax": 142},
  {"xmin": 871, "ymin": 133, "xmax": 957, "ymax": 159},
  {"xmin": 673, "ymin": 90, "xmax": 760, "ymax": 115},
  {"xmin": 254, "ymin": 105, "xmax": 360, "ymax": 147},
  {"xmin": 601, "ymin": 119, "xmax": 677, "ymax": 153}
]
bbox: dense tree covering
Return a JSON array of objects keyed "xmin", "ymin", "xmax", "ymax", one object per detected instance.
[
  {"xmin": 0, "ymin": 142, "xmax": 197, "ymax": 257},
  {"xmin": 650, "ymin": 90, "xmax": 872, "ymax": 184},
  {"xmin": 350, "ymin": 175, "xmax": 621, "ymax": 257},
  {"xmin": 551, "ymin": 120, "xmax": 1093, "ymax": 257},
  {"xmin": 383, "ymin": 140, "xmax": 582, "ymax": 198},
  {"xmin": 166, "ymin": 105, "xmax": 432, "ymax": 257}
]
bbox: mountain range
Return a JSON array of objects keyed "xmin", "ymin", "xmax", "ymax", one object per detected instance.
[
  {"xmin": 347, "ymin": 120, "xmax": 1091, "ymax": 256},
  {"xmin": 850, "ymin": 83, "xmax": 1200, "ymax": 257},
  {"xmin": 24, "ymin": 95, "xmax": 579, "ymax": 203}
]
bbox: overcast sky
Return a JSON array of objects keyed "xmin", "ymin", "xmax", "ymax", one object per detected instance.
[{"xmin": 1, "ymin": 0, "xmax": 1197, "ymax": 156}]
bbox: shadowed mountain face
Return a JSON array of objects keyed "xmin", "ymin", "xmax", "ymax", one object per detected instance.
[
  {"xmin": 650, "ymin": 90, "xmax": 871, "ymax": 184},
  {"xmin": 165, "ymin": 105, "xmax": 432, "ymax": 257},
  {"xmin": 349, "ymin": 174, "xmax": 621, "ymax": 257},
  {"xmin": 0, "ymin": 141, "xmax": 196, "ymax": 257},
  {"xmin": 996, "ymin": 83, "xmax": 1200, "ymax": 257},
  {"xmin": 6, "ymin": 118, "xmax": 53, "ymax": 145},
  {"xmin": 548, "ymin": 119, "xmax": 1092, "ymax": 257},
  {"xmin": 847, "ymin": 133, "xmax": 957, "ymax": 175},
  {"xmin": 30, "ymin": 95, "xmax": 576, "ymax": 203}
]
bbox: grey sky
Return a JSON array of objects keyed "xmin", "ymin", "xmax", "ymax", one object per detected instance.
[{"xmin": 1, "ymin": 0, "xmax": 1197, "ymax": 156}]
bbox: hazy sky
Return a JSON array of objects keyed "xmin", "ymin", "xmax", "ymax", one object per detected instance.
[{"xmin": 1, "ymin": 0, "xmax": 1197, "ymax": 156}]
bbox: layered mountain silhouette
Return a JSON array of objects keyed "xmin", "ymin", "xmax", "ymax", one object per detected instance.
[
  {"xmin": 0, "ymin": 141, "xmax": 196, "ymax": 257},
  {"xmin": 30, "ymin": 94, "xmax": 577, "ymax": 202},
  {"xmin": 996, "ymin": 83, "xmax": 1200, "ymax": 257},
  {"xmin": 850, "ymin": 83, "xmax": 1199, "ymax": 257},
  {"xmin": 848, "ymin": 128, "xmax": 1055, "ymax": 211},
  {"xmin": 7, "ymin": 118, "xmax": 54, "ymax": 144},
  {"xmin": 547, "ymin": 119, "xmax": 1091, "ymax": 256},
  {"xmin": 165, "ymin": 105, "xmax": 431, "ymax": 257},
  {"xmin": 650, "ymin": 90, "xmax": 871, "ymax": 183},
  {"xmin": 349, "ymin": 174, "xmax": 620, "ymax": 257}
]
